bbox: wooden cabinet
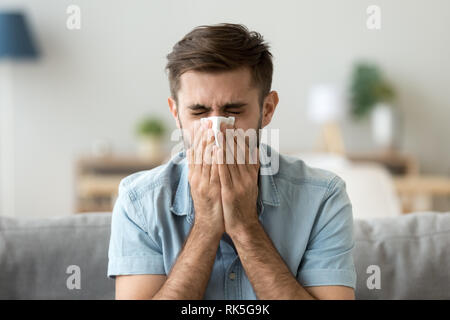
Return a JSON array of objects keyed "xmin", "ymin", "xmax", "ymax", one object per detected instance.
[{"xmin": 75, "ymin": 155, "xmax": 166, "ymax": 213}]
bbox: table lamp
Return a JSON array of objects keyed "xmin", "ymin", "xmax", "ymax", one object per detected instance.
[
  {"xmin": 307, "ymin": 84, "xmax": 346, "ymax": 155},
  {"xmin": 0, "ymin": 12, "xmax": 39, "ymax": 217}
]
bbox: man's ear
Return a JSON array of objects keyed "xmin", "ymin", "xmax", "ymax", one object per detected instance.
[
  {"xmin": 261, "ymin": 91, "xmax": 279, "ymax": 128},
  {"xmin": 168, "ymin": 97, "xmax": 181, "ymax": 129}
]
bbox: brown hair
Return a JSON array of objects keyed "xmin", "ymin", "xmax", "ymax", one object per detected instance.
[{"xmin": 165, "ymin": 23, "xmax": 273, "ymax": 108}]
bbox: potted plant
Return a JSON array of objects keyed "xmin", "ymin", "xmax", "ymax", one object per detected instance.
[
  {"xmin": 135, "ymin": 116, "xmax": 167, "ymax": 161},
  {"xmin": 349, "ymin": 62, "xmax": 397, "ymax": 151}
]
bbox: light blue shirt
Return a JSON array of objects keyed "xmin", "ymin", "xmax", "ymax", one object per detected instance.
[{"xmin": 107, "ymin": 143, "xmax": 357, "ymax": 299}]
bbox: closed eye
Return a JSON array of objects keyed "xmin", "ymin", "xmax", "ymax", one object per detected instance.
[
  {"xmin": 192, "ymin": 111, "xmax": 240, "ymax": 116},
  {"xmin": 187, "ymin": 102, "xmax": 246, "ymax": 116}
]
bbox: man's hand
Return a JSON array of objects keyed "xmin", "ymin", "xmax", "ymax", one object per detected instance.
[
  {"xmin": 215, "ymin": 126, "xmax": 260, "ymax": 236},
  {"xmin": 187, "ymin": 120, "xmax": 225, "ymax": 237}
]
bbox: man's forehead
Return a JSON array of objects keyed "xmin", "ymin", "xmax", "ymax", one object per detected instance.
[{"xmin": 178, "ymin": 68, "xmax": 256, "ymax": 106}]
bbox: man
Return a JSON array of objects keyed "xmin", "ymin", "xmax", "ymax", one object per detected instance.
[{"xmin": 107, "ymin": 23, "xmax": 356, "ymax": 300}]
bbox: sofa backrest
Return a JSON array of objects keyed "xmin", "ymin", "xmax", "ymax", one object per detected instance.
[
  {"xmin": 354, "ymin": 212, "xmax": 450, "ymax": 299},
  {"xmin": 0, "ymin": 213, "xmax": 114, "ymax": 299},
  {"xmin": 1, "ymin": 211, "xmax": 449, "ymax": 299}
]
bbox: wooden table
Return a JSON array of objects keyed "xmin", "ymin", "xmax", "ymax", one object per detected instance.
[
  {"xmin": 394, "ymin": 175, "xmax": 450, "ymax": 213},
  {"xmin": 75, "ymin": 155, "xmax": 167, "ymax": 213},
  {"xmin": 347, "ymin": 151, "xmax": 419, "ymax": 176}
]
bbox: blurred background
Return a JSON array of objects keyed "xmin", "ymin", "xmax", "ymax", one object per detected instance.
[{"xmin": 0, "ymin": 0, "xmax": 449, "ymax": 219}]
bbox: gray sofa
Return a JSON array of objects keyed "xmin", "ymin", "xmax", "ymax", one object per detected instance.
[{"xmin": 1, "ymin": 212, "xmax": 449, "ymax": 299}]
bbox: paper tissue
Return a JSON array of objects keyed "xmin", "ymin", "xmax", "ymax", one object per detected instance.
[{"xmin": 200, "ymin": 116, "xmax": 235, "ymax": 147}]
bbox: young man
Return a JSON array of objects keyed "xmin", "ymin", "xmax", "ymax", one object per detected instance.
[{"xmin": 107, "ymin": 23, "xmax": 356, "ymax": 300}]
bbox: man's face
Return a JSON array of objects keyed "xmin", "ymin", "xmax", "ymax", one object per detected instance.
[{"xmin": 168, "ymin": 66, "xmax": 278, "ymax": 149}]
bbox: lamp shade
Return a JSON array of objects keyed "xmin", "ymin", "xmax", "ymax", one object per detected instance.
[
  {"xmin": 307, "ymin": 84, "xmax": 344, "ymax": 124},
  {"xmin": 0, "ymin": 12, "xmax": 38, "ymax": 59}
]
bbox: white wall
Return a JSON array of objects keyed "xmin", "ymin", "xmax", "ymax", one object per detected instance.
[{"xmin": 0, "ymin": 0, "xmax": 449, "ymax": 217}]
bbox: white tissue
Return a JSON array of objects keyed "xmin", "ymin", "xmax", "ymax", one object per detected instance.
[{"xmin": 200, "ymin": 116, "xmax": 235, "ymax": 147}]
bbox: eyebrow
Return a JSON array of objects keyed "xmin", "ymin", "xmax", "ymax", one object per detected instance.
[{"xmin": 187, "ymin": 102, "xmax": 247, "ymax": 111}]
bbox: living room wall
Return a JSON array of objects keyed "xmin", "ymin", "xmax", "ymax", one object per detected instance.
[{"xmin": 1, "ymin": 0, "xmax": 449, "ymax": 217}]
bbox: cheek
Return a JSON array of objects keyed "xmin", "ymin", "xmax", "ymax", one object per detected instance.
[
  {"xmin": 182, "ymin": 123, "xmax": 204, "ymax": 148},
  {"xmin": 234, "ymin": 115, "xmax": 260, "ymax": 131},
  {"xmin": 180, "ymin": 129, "xmax": 194, "ymax": 149},
  {"xmin": 178, "ymin": 111, "xmax": 196, "ymax": 130},
  {"xmin": 176, "ymin": 115, "xmax": 193, "ymax": 144}
]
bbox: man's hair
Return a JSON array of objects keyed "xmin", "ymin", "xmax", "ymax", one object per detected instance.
[{"xmin": 165, "ymin": 23, "xmax": 273, "ymax": 108}]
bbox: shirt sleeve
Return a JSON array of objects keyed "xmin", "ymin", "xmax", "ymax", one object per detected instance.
[
  {"xmin": 297, "ymin": 176, "xmax": 357, "ymax": 289},
  {"xmin": 107, "ymin": 182, "xmax": 165, "ymax": 278}
]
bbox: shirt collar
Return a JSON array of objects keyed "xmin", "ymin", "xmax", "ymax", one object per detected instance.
[{"xmin": 169, "ymin": 143, "xmax": 280, "ymax": 220}]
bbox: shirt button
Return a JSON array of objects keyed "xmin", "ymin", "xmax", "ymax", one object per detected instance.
[{"xmin": 229, "ymin": 272, "xmax": 236, "ymax": 280}]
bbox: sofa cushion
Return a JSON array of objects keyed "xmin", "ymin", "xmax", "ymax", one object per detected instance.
[
  {"xmin": 1, "ymin": 211, "xmax": 449, "ymax": 299},
  {"xmin": 354, "ymin": 212, "xmax": 450, "ymax": 299},
  {"xmin": 0, "ymin": 213, "xmax": 114, "ymax": 299}
]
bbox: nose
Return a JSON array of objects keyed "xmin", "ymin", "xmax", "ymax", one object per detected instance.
[{"xmin": 210, "ymin": 110, "xmax": 225, "ymax": 117}]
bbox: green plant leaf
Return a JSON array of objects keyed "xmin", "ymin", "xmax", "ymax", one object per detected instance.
[
  {"xmin": 349, "ymin": 62, "xmax": 396, "ymax": 119},
  {"xmin": 136, "ymin": 116, "xmax": 167, "ymax": 138}
]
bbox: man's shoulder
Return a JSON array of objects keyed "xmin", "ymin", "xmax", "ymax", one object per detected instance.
[
  {"xmin": 276, "ymin": 151, "xmax": 344, "ymax": 191},
  {"xmin": 117, "ymin": 152, "xmax": 186, "ymax": 203}
]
